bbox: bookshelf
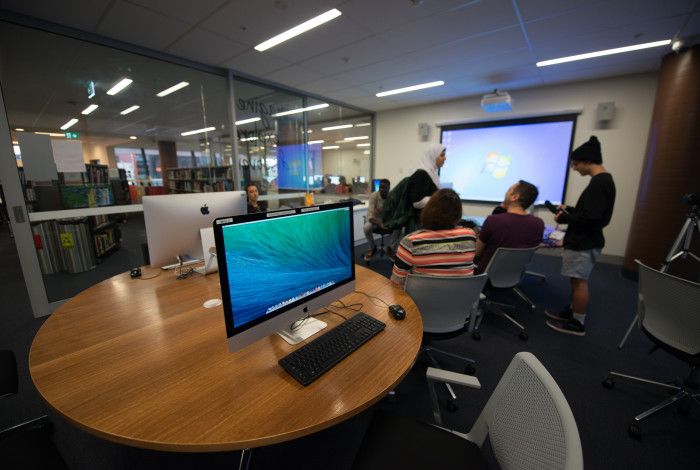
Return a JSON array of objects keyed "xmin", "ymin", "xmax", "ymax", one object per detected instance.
[{"xmin": 166, "ymin": 166, "xmax": 233, "ymax": 193}]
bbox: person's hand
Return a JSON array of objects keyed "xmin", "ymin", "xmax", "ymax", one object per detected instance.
[{"xmin": 557, "ymin": 204, "xmax": 567, "ymax": 212}]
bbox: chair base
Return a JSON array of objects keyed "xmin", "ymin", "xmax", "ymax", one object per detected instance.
[
  {"xmin": 603, "ymin": 367, "xmax": 699, "ymax": 437},
  {"xmin": 473, "ymin": 301, "xmax": 528, "ymax": 341},
  {"xmin": 421, "ymin": 346, "xmax": 476, "ymax": 414}
]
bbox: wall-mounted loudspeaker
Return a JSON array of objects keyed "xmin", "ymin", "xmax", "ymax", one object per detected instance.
[
  {"xmin": 596, "ymin": 101, "xmax": 615, "ymax": 121},
  {"xmin": 418, "ymin": 122, "xmax": 430, "ymax": 141}
]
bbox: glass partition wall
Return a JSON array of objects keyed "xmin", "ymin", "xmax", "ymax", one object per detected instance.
[{"xmin": 0, "ymin": 20, "xmax": 373, "ymax": 316}]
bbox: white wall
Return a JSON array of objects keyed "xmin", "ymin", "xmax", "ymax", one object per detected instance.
[{"xmin": 375, "ymin": 72, "xmax": 659, "ymax": 257}]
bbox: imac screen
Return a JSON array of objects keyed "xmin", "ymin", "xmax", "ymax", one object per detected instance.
[
  {"xmin": 440, "ymin": 114, "xmax": 577, "ymax": 205},
  {"xmin": 277, "ymin": 144, "xmax": 323, "ymax": 190},
  {"xmin": 218, "ymin": 204, "xmax": 353, "ymax": 330}
]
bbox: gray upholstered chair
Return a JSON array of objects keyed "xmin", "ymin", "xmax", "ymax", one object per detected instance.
[
  {"xmin": 474, "ymin": 246, "xmax": 538, "ymax": 341},
  {"xmin": 353, "ymin": 352, "xmax": 584, "ymax": 470},
  {"xmin": 603, "ymin": 260, "xmax": 700, "ymax": 438},
  {"xmin": 404, "ymin": 273, "xmax": 488, "ymax": 410}
]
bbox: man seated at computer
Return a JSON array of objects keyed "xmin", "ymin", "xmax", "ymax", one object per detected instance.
[
  {"xmin": 245, "ymin": 182, "xmax": 267, "ymax": 213},
  {"xmin": 474, "ymin": 180, "xmax": 544, "ymax": 273},
  {"xmin": 363, "ymin": 179, "xmax": 400, "ymax": 261},
  {"xmin": 391, "ymin": 188, "xmax": 476, "ymax": 287}
]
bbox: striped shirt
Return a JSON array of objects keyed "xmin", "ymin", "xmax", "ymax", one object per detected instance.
[{"xmin": 391, "ymin": 227, "xmax": 477, "ymax": 287}]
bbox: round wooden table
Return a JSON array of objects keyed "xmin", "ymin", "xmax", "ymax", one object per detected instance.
[{"xmin": 29, "ymin": 265, "xmax": 422, "ymax": 452}]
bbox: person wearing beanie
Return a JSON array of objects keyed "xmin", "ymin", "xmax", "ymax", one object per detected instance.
[{"xmin": 545, "ymin": 135, "xmax": 616, "ymax": 336}]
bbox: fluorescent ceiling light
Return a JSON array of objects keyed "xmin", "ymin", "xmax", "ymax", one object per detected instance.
[
  {"xmin": 322, "ymin": 124, "xmax": 353, "ymax": 131},
  {"xmin": 355, "ymin": 123, "xmax": 371, "ymax": 127},
  {"xmin": 255, "ymin": 9, "xmax": 342, "ymax": 52},
  {"xmin": 308, "ymin": 140, "xmax": 324, "ymax": 144},
  {"xmin": 181, "ymin": 126, "xmax": 216, "ymax": 136},
  {"xmin": 129, "ymin": 136, "xmax": 137, "ymax": 140},
  {"xmin": 15, "ymin": 128, "xmax": 24, "ymax": 131},
  {"xmin": 271, "ymin": 103, "xmax": 329, "ymax": 117},
  {"xmin": 376, "ymin": 80, "xmax": 444, "ymax": 97},
  {"xmin": 240, "ymin": 136, "xmax": 259, "ymax": 142},
  {"xmin": 356, "ymin": 143, "xmax": 371, "ymax": 147},
  {"xmin": 120, "ymin": 105, "xmax": 140, "ymax": 115},
  {"xmin": 343, "ymin": 136, "xmax": 369, "ymax": 141},
  {"xmin": 322, "ymin": 145, "xmax": 339, "ymax": 150},
  {"xmin": 156, "ymin": 81, "xmax": 189, "ymax": 97},
  {"xmin": 536, "ymin": 39, "xmax": 671, "ymax": 67},
  {"xmin": 307, "ymin": 130, "xmax": 313, "ymax": 133},
  {"xmin": 35, "ymin": 132, "xmax": 65, "ymax": 137},
  {"xmin": 106, "ymin": 78, "xmax": 133, "ymax": 95},
  {"xmin": 81, "ymin": 104, "xmax": 99, "ymax": 115},
  {"xmin": 60, "ymin": 118, "xmax": 78, "ymax": 130},
  {"xmin": 363, "ymin": 150, "xmax": 370, "ymax": 155},
  {"xmin": 235, "ymin": 117, "xmax": 262, "ymax": 125}
]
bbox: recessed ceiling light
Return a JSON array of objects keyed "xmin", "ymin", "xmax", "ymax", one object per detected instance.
[
  {"xmin": 322, "ymin": 124, "xmax": 353, "ymax": 131},
  {"xmin": 156, "ymin": 81, "xmax": 189, "ymax": 97},
  {"xmin": 308, "ymin": 140, "xmax": 324, "ymax": 144},
  {"xmin": 235, "ymin": 117, "xmax": 262, "ymax": 125},
  {"xmin": 181, "ymin": 126, "xmax": 216, "ymax": 136},
  {"xmin": 343, "ymin": 136, "xmax": 369, "ymax": 141},
  {"xmin": 35, "ymin": 132, "xmax": 65, "ymax": 137},
  {"xmin": 120, "ymin": 105, "xmax": 140, "ymax": 115},
  {"xmin": 322, "ymin": 145, "xmax": 339, "ymax": 150},
  {"xmin": 672, "ymin": 40, "xmax": 683, "ymax": 51},
  {"xmin": 129, "ymin": 136, "xmax": 137, "ymax": 140},
  {"xmin": 376, "ymin": 80, "xmax": 445, "ymax": 97},
  {"xmin": 106, "ymin": 78, "xmax": 133, "ymax": 95},
  {"xmin": 60, "ymin": 118, "xmax": 78, "ymax": 130},
  {"xmin": 15, "ymin": 128, "xmax": 24, "ymax": 131},
  {"xmin": 536, "ymin": 39, "xmax": 671, "ymax": 67},
  {"xmin": 255, "ymin": 9, "xmax": 342, "ymax": 52},
  {"xmin": 356, "ymin": 143, "xmax": 371, "ymax": 147},
  {"xmin": 81, "ymin": 104, "xmax": 99, "ymax": 115},
  {"xmin": 240, "ymin": 136, "xmax": 259, "ymax": 142},
  {"xmin": 355, "ymin": 123, "xmax": 371, "ymax": 127},
  {"xmin": 271, "ymin": 103, "xmax": 329, "ymax": 117}
]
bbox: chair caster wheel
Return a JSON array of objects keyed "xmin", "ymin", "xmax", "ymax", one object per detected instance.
[
  {"xmin": 472, "ymin": 331, "xmax": 481, "ymax": 341},
  {"xmin": 446, "ymin": 399, "xmax": 458, "ymax": 413},
  {"xmin": 628, "ymin": 422, "xmax": 641, "ymax": 439},
  {"xmin": 465, "ymin": 364, "xmax": 476, "ymax": 375},
  {"xmin": 602, "ymin": 377, "xmax": 615, "ymax": 389},
  {"xmin": 518, "ymin": 331, "xmax": 529, "ymax": 341}
]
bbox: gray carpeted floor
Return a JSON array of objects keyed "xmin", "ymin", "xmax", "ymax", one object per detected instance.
[{"xmin": 1, "ymin": 222, "xmax": 698, "ymax": 469}]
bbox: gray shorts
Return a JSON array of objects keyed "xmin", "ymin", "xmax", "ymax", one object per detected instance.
[{"xmin": 561, "ymin": 248, "xmax": 601, "ymax": 280}]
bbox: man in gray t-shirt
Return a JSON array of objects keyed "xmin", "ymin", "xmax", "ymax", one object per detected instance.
[{"xmin": 363, "ymin": 179, "xmax": 400, "ymax": 261}]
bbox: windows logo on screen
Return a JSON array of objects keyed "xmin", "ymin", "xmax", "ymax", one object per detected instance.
[{"xmin": 481, "ymin": 152, "xmax": 511, "ymax": 179}]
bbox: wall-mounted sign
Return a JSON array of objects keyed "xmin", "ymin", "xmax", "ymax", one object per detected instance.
[
  {"xmin": 65, "ymin": 132, "xmax": 80, "ymax": 139},
  {"xmin": 87, "ymin": 80, "xmax": 95, "ymax": 99}
]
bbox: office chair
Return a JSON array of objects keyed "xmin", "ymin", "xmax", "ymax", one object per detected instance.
[
  {"xmin": 353, "ymin": 352, "xmax": 583, "ymax": 470},
  {"xmin": 364, "ymin": 225, "xmax": 394, "ymax": 265},
  {"xmin": 404, "ymin": 273, "xmax": 488, "ymax": 411},
  {"xmin": 0, "ymin": 350, "xmax": 69, "ymax": 469},
  {"xmin": 473, "ymin": 246, "xmax": 538, "ymax": 341},
  {"xmin": 602, "ymin": 260, "xmax": 700, "ymax": 439}
]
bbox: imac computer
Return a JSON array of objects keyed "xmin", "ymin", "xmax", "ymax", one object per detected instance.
[
  {"xmin": 143, "ymin": 191, "xmax": 247, "ymax": 268},
  {"xmin": 213, "ymin": 201, "xmax": 355, "ymax": 353}
]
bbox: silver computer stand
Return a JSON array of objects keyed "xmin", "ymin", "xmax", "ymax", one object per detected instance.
[{"xmin": 618, "ymin": 209, "xmax": 699, "ymax": 349}]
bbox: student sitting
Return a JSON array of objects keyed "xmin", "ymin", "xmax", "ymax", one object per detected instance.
[
  {"xmin": 391, "ymin": 188, "xmax": 476, "ymax": 287},
  {"xmin": 475, "ymin": 180, "xmax": 544, "ymax": 273}
]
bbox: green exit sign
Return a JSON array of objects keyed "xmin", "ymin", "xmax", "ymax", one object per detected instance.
[
  {"xmin": 65, "ymin": 132, "xmax": 80, "ymax": 139},
  {"xmin": 87, "ymin": 80, "xmax": 95, "ymax": 99}
]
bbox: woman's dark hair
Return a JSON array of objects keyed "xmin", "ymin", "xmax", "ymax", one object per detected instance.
[{"xmin": 421, "ymin": 188, "xmax": 463, "ymax": 230}]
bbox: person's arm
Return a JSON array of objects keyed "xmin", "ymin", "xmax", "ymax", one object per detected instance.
[
  {"xmin": 556, "ymin": 178, "xmax": 610, "ymax": 226},
  {"xmin": 366, "ymin": 193, "xmax": 380, "ymax": 225},
  {"xmin": 475, "ymin": 238, "xmax": 486, "ymax": 260},
  {"xmin": 390, "ymin": 237, "xmax": 414, "ymax": 287}
]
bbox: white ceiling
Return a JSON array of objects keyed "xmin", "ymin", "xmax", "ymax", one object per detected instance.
[{"xmin": 1, "ymin": 0, "xmax": 698, "ymax": 113}]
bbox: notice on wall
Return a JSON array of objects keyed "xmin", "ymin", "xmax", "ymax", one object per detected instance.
[
  {"xmin": 17, "ymin": 133, "xmax": 58, "ymax": 182},
  {"xmin": 51, "ymin": 140, "xmax": 85, "ymax": 173}
]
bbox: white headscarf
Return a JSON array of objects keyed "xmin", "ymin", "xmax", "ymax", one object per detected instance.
[{"xmin": 419, "ymin": 143, "xmax": 445, "ymax": 188}]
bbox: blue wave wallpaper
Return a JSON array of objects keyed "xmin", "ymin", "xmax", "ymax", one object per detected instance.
[{"xmin": 222, "ymin": 208, "xmax": 352, "ymax": 327}]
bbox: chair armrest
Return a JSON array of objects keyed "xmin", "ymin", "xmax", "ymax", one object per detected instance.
[{"xmin": 426, "ymin": 367, "xmax": 481, "ymax": 389}]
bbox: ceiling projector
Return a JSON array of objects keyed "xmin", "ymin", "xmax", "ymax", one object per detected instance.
[{"xmin": 481, "ymin": 90, "xmax": 512, "ymax": 112}]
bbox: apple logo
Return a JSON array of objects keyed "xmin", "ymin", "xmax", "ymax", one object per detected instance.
[{"xmin": 200, "ymin": 204, "xmax": 209, "ymax": 215}]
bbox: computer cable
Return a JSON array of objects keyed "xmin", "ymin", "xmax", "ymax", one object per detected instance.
[{"xmin": 353, "ymin": 290, "xmax": 390, "ymax": 308}]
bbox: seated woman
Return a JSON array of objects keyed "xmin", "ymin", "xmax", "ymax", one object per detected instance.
[{"xmin": 391, "ymin": 188, "xmax": 477, "ymax": 287}]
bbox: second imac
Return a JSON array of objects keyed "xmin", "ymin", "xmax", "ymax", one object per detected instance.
[
  {"xmin": 213, "ymin": 201, "xmax": 355, "ymax": 353},
  {"xmin": 143, "ymin": 191, "xmax": 247, "ymax": 269}
]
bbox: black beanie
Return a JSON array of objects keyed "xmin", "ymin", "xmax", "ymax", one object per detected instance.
[{"xmin": 571, "ymin": 136, "xmax": 602, "ymax": 164}]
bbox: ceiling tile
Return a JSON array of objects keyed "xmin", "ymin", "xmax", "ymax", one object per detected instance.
[
  {"xmin": 0, "ymin": 0, "xmax": 111, "ymax": 31},
  {"xmin": 516, "ymin": 0, "xmax": 608, "ymax": 22},
  {"xmin": 97, "ymin": 1, "xmax": 190, "ymax": 50},
  {"xmin": 167, "ymin": 28, "xmax": 248, "ymax": 66},
  {"xmin": 223, "ymin": 50, "xmax": 292, "ymax": 76},
  {"xmin": 299, "ymin": 37, "xmax": 397, "ymax": 75},
  {"xmin": 298, "ymin": 77, "xmax": 355, "ymax": 95},
  {"xmin": 264, "ymin": 65, "xmax": 324, "ymax": 87},
  {"xmin": 127, "ymin": 0, "xmax": 228, "ymax": 24}
]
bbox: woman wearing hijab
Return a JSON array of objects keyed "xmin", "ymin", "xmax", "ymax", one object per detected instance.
[{"xmin": 408, "ymin": 142, "xmax": 446, "ymax": 227}]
